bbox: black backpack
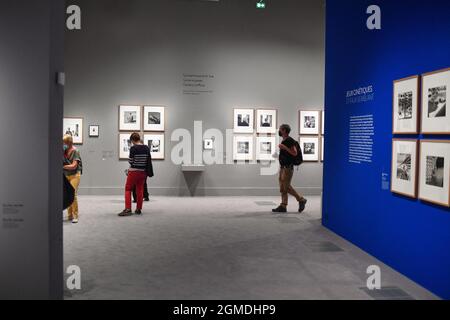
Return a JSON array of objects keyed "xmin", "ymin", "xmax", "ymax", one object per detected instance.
[
  {"xmin": 293, "ymin": 140, "xmax": 303, "ymax": 166},
  {"xmin": 63, "ymin": 175, "xmax": 75, "ymax": 210},
  {"xmin": 146, "ymin": 148, "xmax": 154, "ymax": 178}
]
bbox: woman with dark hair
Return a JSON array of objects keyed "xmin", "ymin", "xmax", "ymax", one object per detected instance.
[{"xmin": 119, "ymin": 133, "xmax": 150, "ymax": 217}]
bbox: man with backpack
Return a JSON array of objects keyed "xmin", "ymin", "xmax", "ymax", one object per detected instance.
[{"xmin": 272, "ymin": 124, "xmax": 308, "ymax": 214}]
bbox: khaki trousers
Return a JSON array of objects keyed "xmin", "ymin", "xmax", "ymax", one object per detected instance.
[
  {"xmin": 279, "ymin": 167, "xmax": 302, "ymax": 207},
  {"xmin": 67, "ymin": 173, "xmax": 81, "ymax": 219}
]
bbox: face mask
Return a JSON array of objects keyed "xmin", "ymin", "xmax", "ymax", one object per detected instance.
[
  {"xmin": 278, "ymin": 131, "xmax": 283, "ymax": 137},
  {"xmin": 63, "ymin": 144, "xmax": 69, "ymax": 151}
]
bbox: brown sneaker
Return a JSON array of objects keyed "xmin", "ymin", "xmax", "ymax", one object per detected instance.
[{"xmin": 118, "ymin": 209, "xmax": 133, "ymax": 217}]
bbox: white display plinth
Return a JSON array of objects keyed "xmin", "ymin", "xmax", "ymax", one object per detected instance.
[{"xmin": 181, "ymin": 164, "xmax": 206, "ymax": 172}]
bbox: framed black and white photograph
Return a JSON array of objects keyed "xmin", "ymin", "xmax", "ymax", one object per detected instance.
[
  {"xmin": 144, "ymin": 133, "xmax": 165, "ymax": 160},
  {"xmin": 391, "ymin": 139, "xmax": 419, "ymax": 198},
  {"xmin": 234, "ymin": 108, "xmax": 254, "ymax": 134},
  {"xmin": 393, "ymin": 76, "xmax": 420, "ymax": 134},
  {"xmin": 89, "ymin": 125, "xmax": 100, "ymax": 138},
  {"xmin": 321, "ymin": 111, "xmax": 325, "ymax": 135},
  {"xmin": 256, "ymin": 109, "xmax": 277, "ymax": 134},
  {"xmin": 256, "ymin": 136, "xmax": 277, "ymax": 161},
  {"xmin": 419, "ymin": 140, "xmax": 450, "ymax": 207},
  {"xmin": 233, "ymin": 135, "xmax": 254, "ymax": 161},
  {"xmin": 119, "ymin": 105, "xmax": 141, "ymax": 131},
  {"xmin": 204, "ymin": 139, "xmax": 214, "ymax": 150},
  {"xmin": 119, "ymin": 133, "xmax": 133, "ymax": 160},
  {"xmin": 299, "ymin": 110, "xmax": 320, "ymax": 135},
  {"xmin": 321, "ymin": 136, "xmax": 324, "ymax": 162},
  {"xmin": 143, "ymin": 106, "xmax": 165, "ymax": 132},
  {"xmin": 63, "ymin": 117, "xmax": 83, "ymax": 145},
  {"xmin": 299, "ymin": 136, "xmax": 319, "ymax": 162},
  {"xmin": 421, "ymin": 68, "xmax": 450, "ymax": 134}
]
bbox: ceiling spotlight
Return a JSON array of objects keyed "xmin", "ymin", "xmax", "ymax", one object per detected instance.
[{"xmin": 256, "ymin": 1, "xmax": 266, "ymax": 9}]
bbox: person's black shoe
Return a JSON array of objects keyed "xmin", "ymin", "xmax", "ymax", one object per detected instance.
[
  {"xmin": 298, "ymin": 198, "xmax": 308, "ymax": 213},
  {"xmin": 144, "ymin": 198, "xmax": 150, "ymax": 202},
  {"xmin": 118, "ymin": 209, "xmax": 133, "ymax": 217},
  {"xmin": 133, "ymin": 200, "xmax": 137, "ymax": 203},
  {"xmin": 135, "ymin": 209, "xmax": 142, "ymax": 215},
  {"xmin": 272, "ymin": 206, "xmax": 287, "ymax": 213}
]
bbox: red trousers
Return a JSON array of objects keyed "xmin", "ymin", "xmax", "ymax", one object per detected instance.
[{"xmin": 125, "ymin": 171, "xmax": 147, "ymax": 210}]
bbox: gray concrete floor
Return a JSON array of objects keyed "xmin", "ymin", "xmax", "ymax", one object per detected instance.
[{"xmin": 64, "ymin": 196, "xmax": 438, "ymax": 300}]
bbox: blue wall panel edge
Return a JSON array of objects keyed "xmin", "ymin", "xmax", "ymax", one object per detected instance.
[{"xmin": 323, "ymin": 0, "xmax": 450, "ymax": 299}]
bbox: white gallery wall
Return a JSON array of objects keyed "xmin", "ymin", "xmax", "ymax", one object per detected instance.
[
  {"xmin": 64, "ymin": 0, "xmax": 325, "ymax": 196},
  {"xmin": 0, "ymin": 0, "xmax": 64, "ymax": 299}
]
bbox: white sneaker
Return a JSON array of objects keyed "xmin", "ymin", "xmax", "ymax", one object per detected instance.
[{"xmin": 72, "ymin": 219, "xmax": 79, "ymax": 224}]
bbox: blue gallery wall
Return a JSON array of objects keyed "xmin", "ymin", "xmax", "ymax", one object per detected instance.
[{"xmin": 323, "ymin": 0, "xmax": 450, "ymax": 299}]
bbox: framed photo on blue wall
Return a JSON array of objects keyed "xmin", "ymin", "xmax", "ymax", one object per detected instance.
[
  {"xmin": 391, "ymin": 139, "xmax": 419, "ymax": 198},
  {"xmin": 393, "ymin": 76, "xmax": 419, "ymax": 134},
  {"xmin": 419, "ymin": 140, "xmax": 450, "ymax": 207},
  {"xmin": 421, "ymin": 68, "xmax": 450, "ymax": 134}
]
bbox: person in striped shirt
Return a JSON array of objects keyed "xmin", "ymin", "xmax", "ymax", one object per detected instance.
[{"xmin": 119, "ymin": 133, "xmax": 150, "ymax": 217}]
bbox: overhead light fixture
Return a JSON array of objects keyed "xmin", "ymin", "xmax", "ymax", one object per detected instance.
[{"xmin": 256, "ymin": 0, "xmax": 266, "ymax": 9}]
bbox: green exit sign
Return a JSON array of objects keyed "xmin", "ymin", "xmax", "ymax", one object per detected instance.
[{"xmin": 256, "ymin": 1, "xmax": 266, "ymax": 9}]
